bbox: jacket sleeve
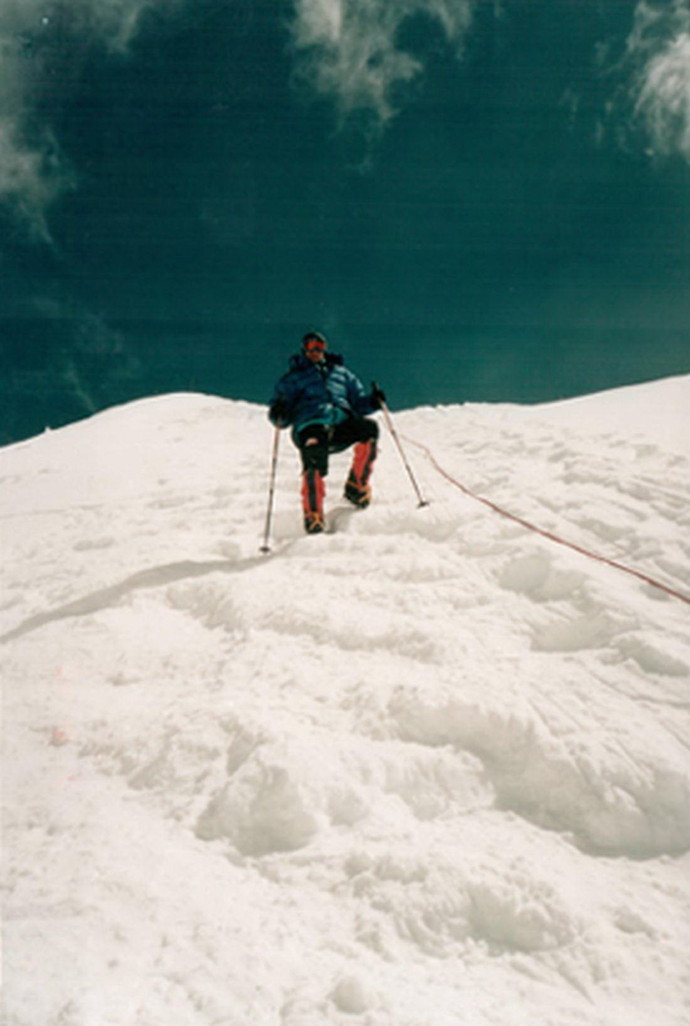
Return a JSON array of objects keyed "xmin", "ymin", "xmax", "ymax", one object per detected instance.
[
  {"xmin": 268, "ymin": 376, "xmax": 295, "ymax": 426},
  {"xmin": 345, "ymin": 369, "xmax": 378, "ymax": 417}
]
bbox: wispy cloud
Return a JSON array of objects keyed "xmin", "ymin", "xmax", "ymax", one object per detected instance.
[
  {"xmin": 626, "ymin": 0, "xmax": 690, "ymax": 162},
  {"xmin": 2, "ymin": 293, "xmax": 143, "ymax": 441},
  {"xmin": 290, "ymin": 0, "xmax": 474, "ymax": 127},
  {"xmin": 0, "ymin": 0, "xmax": 179, "ymax": 240},
  {"xmin": 291, "ymin": 0, "xmax": 690, "ymax": 166},
  {"xmin": 0, "ymin": 119, "xmax": 71, "ymax": 243},
  {"xmin": 635, "ymin": 30, "xmax": 690, "ymax": 160}
]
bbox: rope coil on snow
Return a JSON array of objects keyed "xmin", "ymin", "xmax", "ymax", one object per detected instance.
[{"xmin": 406, "ymin": 435, "xmax": 690, "ymax": 608}]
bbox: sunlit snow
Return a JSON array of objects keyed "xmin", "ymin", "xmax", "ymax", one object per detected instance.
[{"xmin": 2, "ymin": 377, "xmax": 689, "ymax": 1026}]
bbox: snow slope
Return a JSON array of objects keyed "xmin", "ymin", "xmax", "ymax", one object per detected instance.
[{"xmin": 2, "ymin": 377, "xmax": 689, "ymax": 1026}]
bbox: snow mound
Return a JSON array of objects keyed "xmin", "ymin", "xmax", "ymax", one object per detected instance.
[
  {"xmin": 2, "ymin": 379, "xmax": 689, "ymax": 1026},
  {"xmin": 506, "ymin": 373, "xmax": 690, "ymax": 455}
]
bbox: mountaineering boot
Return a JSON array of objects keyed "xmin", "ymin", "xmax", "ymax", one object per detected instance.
[
  {"xmin": 344, "ymin": 440, "xmax": 377, "ymax": 509},
  {"xmin": 302, "ymin": 468, "xmax": 326, "ymax": 534},
  {"xmin": 344, "ymin": 478, "xmax": 370, "ymax": 509}
]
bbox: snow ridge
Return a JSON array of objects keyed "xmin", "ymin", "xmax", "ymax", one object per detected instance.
[{"xmin": 2, "ymin": 383, "xmax": 690, "ymax": 1026}]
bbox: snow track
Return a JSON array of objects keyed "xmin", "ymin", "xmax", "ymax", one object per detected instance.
[{"xmin": 2, "ymin": 384, "xmax": 689, "ymax": 1026}]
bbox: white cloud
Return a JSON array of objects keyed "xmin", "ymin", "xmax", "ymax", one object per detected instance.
[
  {"xmin": 625, "ymin": 1, "xmax": 690, "ymax": 162},
  {"xmin": 0, "ymin": 118, "xmax": 71, "ymax": 243},
  {"xmin": 0, "ymin": 0, "xmax": 179, "ymax": 239},
  {"xmin": 291, "ymin": 0, "xmax": 690, "ymax": 164},
  {"xmin": 290, "ymin": 0, "xmax": 474, "ymax": 126},
  {"xmin": 635, "ymin": 30, "xmax": 690, "ymax": 160}
]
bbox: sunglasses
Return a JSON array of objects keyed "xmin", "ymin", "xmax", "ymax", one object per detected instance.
[{"xmin": 304, "ymin": 339, "xmax": 326, "ymax": 351}]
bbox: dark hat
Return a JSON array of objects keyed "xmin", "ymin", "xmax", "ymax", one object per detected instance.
[{"xmin": 302, "ymin": 331, "xmax": 328, "ymax": 349}]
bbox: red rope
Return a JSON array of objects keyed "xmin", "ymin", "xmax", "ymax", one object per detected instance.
[{"xmin": 406, "ymin": 436, "xmax": 690, "ymax": 608}]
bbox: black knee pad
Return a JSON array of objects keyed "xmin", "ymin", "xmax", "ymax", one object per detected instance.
[{"xmin": 301, "ymin": 437, "xmax": 329, "ymax": 476}]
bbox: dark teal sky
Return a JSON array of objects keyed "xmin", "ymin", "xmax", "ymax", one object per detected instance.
[{"xmin": 2, "ymin": 0, "xmax": 689, "ymax": 443}]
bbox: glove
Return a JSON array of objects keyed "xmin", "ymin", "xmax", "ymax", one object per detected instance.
[
  {"xmin": 370, "ymin": 384, "xmax": 387, "ymax": 410},
  {"xmin": 269, "ymin": 398, "xmax": 288, "ymax": 426}
]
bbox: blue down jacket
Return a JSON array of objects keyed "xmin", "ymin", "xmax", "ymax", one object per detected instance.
[{"xmin": 269, "ymin": 352, "xmax": 377, "ymax": 443}]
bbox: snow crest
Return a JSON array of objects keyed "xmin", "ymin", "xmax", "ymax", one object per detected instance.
[{"xmin": 2, "ymin": 383, "xmax": 689, "ymax": 1026}]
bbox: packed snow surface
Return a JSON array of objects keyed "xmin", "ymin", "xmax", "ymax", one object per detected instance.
[{"xmin": 2, "ymin": 376, "xmax": 689, "ymax": 1026}]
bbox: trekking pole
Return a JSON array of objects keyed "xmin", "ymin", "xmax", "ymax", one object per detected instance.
[
  {"xmin": 260, "ymin": 424, "xmax": 281, "ymax": 553},
  {"xmin": 374, "ymin": 382, "xmax": 429, "ymax": 508}
]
